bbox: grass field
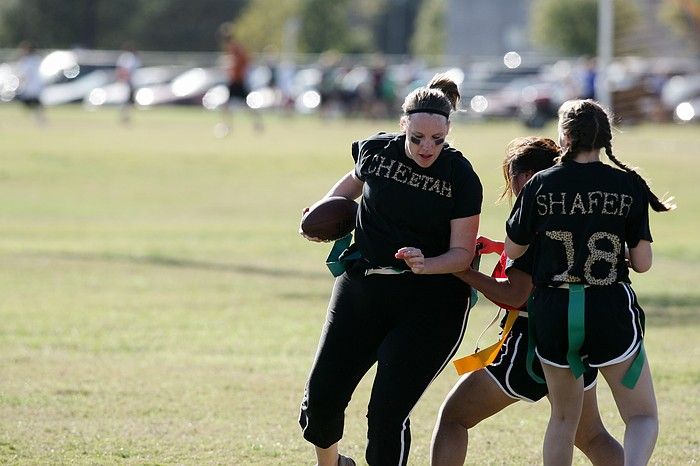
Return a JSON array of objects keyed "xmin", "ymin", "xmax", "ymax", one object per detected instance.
[{"xmin": 0, "ymin": 104, "xmax": 698, "ymax": 465}]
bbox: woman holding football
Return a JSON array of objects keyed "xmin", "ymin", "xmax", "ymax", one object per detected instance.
[
  {"xmin": 505, "ymin": 99, "xmax": 673, "ymax": 465},
  {"xmin": 430, "ymin": 137, "xmax": 623, "ymax": 466},
  {"xmin": 298, "ymin": 73, "xmax": 482, "ymax": 466}
]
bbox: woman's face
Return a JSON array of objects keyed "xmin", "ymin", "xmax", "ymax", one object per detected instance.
[
  {"xmin": 510, "ymin": 168, "xmax": 534, "ymax": 197},
  {"xmin": 402, "ymin": 113, "xmax": 449, "ymax": 168}
]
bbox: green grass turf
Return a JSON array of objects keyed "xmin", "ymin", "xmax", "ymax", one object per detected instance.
[{"xmin": 0, "ymin": 104, "xmax": 697, "ymax": 464}]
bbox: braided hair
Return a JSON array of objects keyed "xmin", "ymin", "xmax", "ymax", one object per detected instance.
[
  {"xmin": 499, "ymin": 137, "xmax": 559, "ymax": 202},
  {"xmin": 557, "ymin": 99, "xmax": 674, "ymax": 212}
]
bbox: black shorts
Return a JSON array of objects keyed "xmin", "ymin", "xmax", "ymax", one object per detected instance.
[
  {"xmin": 485, "ymin": 315, "xmax": 598, "ymax": 402},
  {"xmin": 227, "ymin": 81, "xmax": 249, "ymax": 100},
  {"xmin": 532, "ymin": 283, "xmax": 645, "ymax": 369}
]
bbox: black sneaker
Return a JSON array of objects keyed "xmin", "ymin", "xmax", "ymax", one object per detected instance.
[{"xmin": 338, "ymin": 455, "xmax": 356, "ymax": 466}]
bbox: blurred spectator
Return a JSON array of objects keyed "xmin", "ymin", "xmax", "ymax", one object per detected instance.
[
  {"xmin": 216, "ymin": 23, "xmax": 263, "ymax": 137},
  {"xmin": 16, "ymin": 41, "xmax": 46, "ymax": 125},
  {"xmin": 338, "ymin": 64, "xmax": 371, "ymax": 118},
  {"xmin": 116, "ymin": 41, "xmax": 142, "ymax": 124},
  {"xmin": 317, "ymin": 51, "xmax": 342, "ymax": 118},
  {"xmin": 368, "ymin": 56, "xmax": 396, "ymax": 119},
  {"xmin": 579, "ymin": 57, "xmax": 597, "ymax": 100},
  {"xmin": 275, "ymin": 58, "xmax": 296, "ymax": 114},
  {"xmin": 642, "ymin": 64, "xmax": 673, "ymax": 122}
]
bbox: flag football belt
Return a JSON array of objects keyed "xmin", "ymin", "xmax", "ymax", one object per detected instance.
[
  {"xmin": 364, "ymin": 267, "xmax": 412, "ymax": 276},
  {"xmin": 325, "ymin": 234, "xmax": 478, "ymax": 308},
  {"xmin": 326, "ymin": 234, "xmax": 408, "ymax": 277},
  {"xmin": 325, "ymin": 235, "xmax": 409, "ymax": 277},
  {"xmin": 525, "ymin": 283, "xmax": 645, "ymax": 389},
  {"xmin": 453, "ymin": 309, "xmax": 521, "ymax": 375},
  {"xmin": 325, "ymin": 234, "xmax": 361, "ymax": 277}
]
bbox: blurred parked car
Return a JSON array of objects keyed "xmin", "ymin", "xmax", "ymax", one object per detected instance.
[
  {"xmin": 136, "ymin": 67, "xmax": 226, "ymax": 107},
  {"xmin": 43, "ymin": 69, "xmax": 114, "ymax": 105},
  {"xmin": 461, "ymin": 63, "xmax": 541, "ymax": 100},
  {"xmin": 85, "ymin": 65, "xmax": 188, "ymax": 107},
  {"xmin": 1, "ymin": 49, "xmax": 117, "ymax": 105},
  {"xmin": 0, "ymin": 62, "xmax": 20, "ymax": 101},
  {"xmin": 661, "ymin": 74, "xmax": 700, "ymax": 111},
  {"xmin": 286, "ymin": 66, "xmax": 322, "ymax": 113},
  {"xmin": 466, "ymin": 68, "xmax": 571, "ymax": 127},
  {"xmin": 201, "ymin": 63, "xmax": 279, "ymax": 111}
]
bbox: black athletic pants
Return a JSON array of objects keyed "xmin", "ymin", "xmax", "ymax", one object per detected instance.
[{"xmin": 299, "ymin": 263, "xmax": 471, "ymax": 466}]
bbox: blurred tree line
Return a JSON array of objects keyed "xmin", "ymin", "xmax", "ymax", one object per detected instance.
[
  {"xmin": 531, "ymin": 0, "xmax": 640, "ymax": 56},
  {"xmin": 0, "ymin": 0, "xmax": 425, "ymax": 53},
  {"xmin": 0, "ymin": 0, "xmax": 246, "ymax": 50},
  {"xmin": 531, "ymin": 0, "xmax": 699, "ymax": 56},
  {"xmin": 0, "ymin": 0, "xmax": 696, "ymax": 55},
  {"xmin": 661, "ymin": 0, "xmax": 700, "ymax": 52}
]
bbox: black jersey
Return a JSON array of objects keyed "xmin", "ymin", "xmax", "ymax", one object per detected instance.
[
  {"xmin": 351, "ymin": 132, "xmax": 482, "ymax": 269},
  {"xmin": 506, "ymin": 161, "xmax": 652, "ymax": 286}
]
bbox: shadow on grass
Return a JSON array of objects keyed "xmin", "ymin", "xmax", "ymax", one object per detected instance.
[
  {"xmin": 641, "ymin": 294, "xmax": 700, "ymax": 327},
  {"xmin": 38, "ymin": 251, "xmax": 328, "ymax": 280},
  {"xmin": 31, "ymin": 252, "xmax": 697, "ymax": 325}
]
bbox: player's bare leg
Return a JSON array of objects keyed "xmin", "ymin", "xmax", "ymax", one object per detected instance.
[
  {"xmin": 430, "ymin": 370, "xmax": 516, "ymax": 465},
  {"xmin": 601, "ymin": 356, "xmax": 658, "ymax": 466},
  {"xmin": 249, "ymin": 106, "xmax": 264, "ymax": 132},
  {"xmin": 315, "ymin": 443, "xmax": 338, "ymax": 466},
  {"xmin": 575, "ymin": 387, "xmax": 624, "ymax": 465},
  {"xmin": 215, "ymin": 103, "xmax": 232, "ymax": 138},
  {"xmin": 314, "ymin": 443, "xmax": 355, "ymax": 466},
  {"xmin": 541, "ymin": 363, "xmax": 584, "ymax": 466}
]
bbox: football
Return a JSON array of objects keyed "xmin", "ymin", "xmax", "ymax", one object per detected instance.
[{"xmin": 301, "ymin": 196, "xmax": 358, "ymax": 241}]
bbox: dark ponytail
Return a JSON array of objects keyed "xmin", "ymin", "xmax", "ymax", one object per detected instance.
[
  {"xmin": 401, "ymin": 72, "xmax": 460, "ymax": 118},
  {"xmin": 426, "ymin": 73, "xmax": 460, "ymax": 111}
]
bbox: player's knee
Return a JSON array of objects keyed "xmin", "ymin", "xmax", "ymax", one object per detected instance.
[
  {"xmin": 368, "ymin": 406, "xmax": 406, "ymax": 429},
  {"xmin": 618, "ymin": 398, "xmax": 658, "ymax": 423},
  {"xmin": 574, "ymin": 424, "xmax": 605, "ymax": 453},
  {"xmin": 436, "ymin": 397, "xmax": 478, "ymax": 430},
  {"xmin": 624, "ymin": 413, "xmax": 659, "ymax": 433},
  {"xmin": 549, "ymin": 408, "xmax": 581, "ymax": 431}
]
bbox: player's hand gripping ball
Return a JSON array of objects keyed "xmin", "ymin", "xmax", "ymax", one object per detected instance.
[{"xmin": 300, "ymin": 196, "xmax": 358, "ymax": 242}]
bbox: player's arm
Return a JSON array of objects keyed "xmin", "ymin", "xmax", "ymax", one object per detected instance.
[
  {"xmin": 454, "ymin": 267, "xmax": 532, "ymax": 308},
  {"xmin": 504, "ymin": 236, "xmax": 528, "ymax": 259},
  {"xmin": 628, "ymin": 239, "xmax": 652, "ymax": 273},
  {"xmin": 396, "ymin": 215, "xmax": 479, "ymax": 274},
  {"xmin": 504, "ymin": 176, "xmax": 536, "ymax": 259},
  {"xmin": 324, "ymin": 170, "xmax": 363, "ymax": 200}
]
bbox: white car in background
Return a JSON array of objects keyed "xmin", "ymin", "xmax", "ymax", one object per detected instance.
[{"xmin": 85, "ymin": 65, "xmax": 188, "ymax": 107}]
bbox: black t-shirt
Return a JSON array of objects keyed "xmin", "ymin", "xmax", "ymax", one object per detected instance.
[
  {"xmin": 506, "ymin": 161, "xmax": 652, "ymax": 286},
  {"xmin": 352, "ymin": 132, "xmax": 482, "ymax": 269}
]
